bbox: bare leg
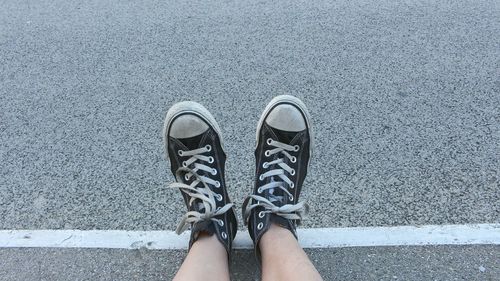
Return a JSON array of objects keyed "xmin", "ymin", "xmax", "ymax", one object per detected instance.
[
  {"xmin": 173, "ymin": 233, "xmax": 230, "ymax": 281},
  {"xmin": 260, "ymin": 224, "xmax": 323, "ymax": 281}
]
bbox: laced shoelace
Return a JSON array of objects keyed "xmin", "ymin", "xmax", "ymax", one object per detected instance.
[
  {"xmin": 169, "ymin": 145, "xmax": 234, "ymax": 234},
  {"xmin": 243, "ymin": 138, "xmax": 308, "ymax": 224}
]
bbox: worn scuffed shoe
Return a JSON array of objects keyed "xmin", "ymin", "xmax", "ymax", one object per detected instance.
[
  {"xmin": 163, "ymin": 101, "xmax": 238, "ymax": 257},
  {"xmin": 242, "ymin": 95, "xmax": 312, "ymax": 262}
]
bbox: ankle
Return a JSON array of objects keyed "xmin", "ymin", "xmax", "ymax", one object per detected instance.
[
  {"xmin": 259, "ymin": 223, "xmax": 296, "ymax": 252},
  {"xmin": 191, "ymin": 232, "xmax": 227, "ymax": 258},
  {"xmin": 266, "ymin": 222, "xmax": 293, "ymax": 236}
]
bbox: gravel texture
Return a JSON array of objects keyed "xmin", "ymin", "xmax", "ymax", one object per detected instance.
[
  {"xmin": 0, "ymin": 245, "xmax": 498, "ymax": 280},
  {"xmin": 0, "ymin": 0, "xmax": 499, "ymax": 230}
]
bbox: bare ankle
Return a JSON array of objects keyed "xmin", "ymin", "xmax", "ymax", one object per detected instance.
[
  {"xmin": 191, "ymin": 232, "xmax": 227, "ymax": 257},
  {"xmin": 259, "ymin": 223, "xmax": 296, "ymax": 252}
]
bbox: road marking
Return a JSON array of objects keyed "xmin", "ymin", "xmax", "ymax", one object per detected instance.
[{"xmin": 0, "ymin": 224, "xmax": 498, "ymax": 250}]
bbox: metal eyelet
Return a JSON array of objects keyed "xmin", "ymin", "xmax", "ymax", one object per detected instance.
[
  {"xmin": 290, "ymin": 182, "xmax": 295, "ymax": 189},
  {"xmin": 205, "ymin": 145, "xmax": 212, "ymax": 152},
  {"xmin": 257, "ymin": 187, "xmax": 263, "ymax": 193},
  {"xmin": 289, "ymin": 195, "xmax": 294, "ymax": 201},
  {"xmin": 257, "ymin": 222, "xmax": 263, "ymax": 230},
  {"xmin": 262, "ymin": 162, "xmax": 268, "ymax": 168},
  {"xmin": 216, "ymin": 194, "xmax": 223, "ymax": 201},
  {"xmin": 218, "ymin": 220, "xmax": 224, "ymax": 227},
  {"xmin": 293, "ymin": 145, "xmax": 300, "ymax": 152},
  {"xmin": 290, "ymin": 169, "xmax": 296, "ymax": 176},
  {"xmin": 221, "ymin": 232, "xmax": 227, "ymax": 239},
  {"xmin": 258, "ymin": 211, "xmax": 265, "ymax": 218},
  {"xmin": 211, "ymin": 169, "xmax": 217, "ymax": 175},
  {"xmin": 291, "ymin": 156, "xmax": 297, "ymax": 163},
  {"xmin": 266, "ymin": 138, "xmax": 273, "ymax": 145},
  {"xmin": 259, "ymin": 175, "xmax": 264, "ymax": 181},
  {"xmin": 182, "ymin": 161, "xmax": 187, "ymax": 167},
  {"xmin": 184, "ymin": 174, "xmax": 190, "ymax": 181},
  {"xmin": 208, "ymin": 156, "xmax": 214, "ymax": 163},
  {"xmin": 215, "ymin": 181, "xmax": 221, "ymax": 188},
  {"xmin": 264, "ymin": 150, "xmax": 271, "ymax": 157},
  {"xmin": 178, "ymin": 150, "xmax": 184, "ymax": 156}
]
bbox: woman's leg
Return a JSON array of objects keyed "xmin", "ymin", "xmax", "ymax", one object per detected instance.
[
  {"xmin": 260, "ymin": 224, "xmax": 323, "ymax": 281},
  {"xmin": 164, "ymin": 102, "xmax": 238, "ymax": 281},
  {"xmin": 173, "ymin": 233, "xmax": 230, "ymax": 281}
]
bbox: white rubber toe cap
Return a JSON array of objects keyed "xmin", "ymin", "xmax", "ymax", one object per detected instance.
[
  {"xmin": 169, "ymin": 114, "xmax": 209, "ymax": 139},
  {"xmin": 265, "ymin": 104, "xmax": 307, "ymax": 132}
]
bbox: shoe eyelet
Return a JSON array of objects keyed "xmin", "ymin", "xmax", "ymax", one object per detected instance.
[
  {"xmin": 262, "ymin": 162, "xmax": 268, "ymax": 169},
  {"xmin": 184, "ymin": 174, "xmax": 190, "ymax": 181},
  {"xmin": 291, "ymin": 156, "xmax": 297, "ymax": 163},
  {"xmin": 259, "ymin": 175, "xmax": 264, "ymax": 181},
  {"xmin": 218, "ymin": 220, "xmax": 224, "ymax": 227},
  {"xmin": 289, "ymin": 195, "xmax": 294, "ymax": 201},
  {"xmin": 208, "ymin": 156, "xmax": 214, "ymax": 163},
  {"xmin": 258, "ymin": 211, "xmax": 265, "ymax": 218},
  {"xmin": 293, "ymin": 145, "xmax": 300, "ymax": 152},
  {"xmin": 290, "ymin": 182, "xmax": 295, "ymax": 189},
  {"xmin": 182, "ymin": 161, "xmax": 187, "ymax": 167},
  {"xmin": 264, "ymin": 150, "xmax": 271, "ymax": 157},
  {"xmin": 216, "ymin": 194, "xmax": 223, "ymax": 201},
  {"xmin": 266, "ymin": 138, "xmax": 273, "ymax": 145},
  {"xmin": 211, "ymin": 169, "xmax": 217, "ymax": 175},
  {"xmin": 205, "ymin": 145, "xmax": 212, "ymax": 152},
  {"xmin": 290, "ymin": 169, "xmax": 296, "ymax": 176},
  {"xmin": 257, "ymin": 187, "xmax": 263, "ymax": 193},
  {"xmin": 178, "ymin": 150, "xmax": 184, "ymax": 156},
  {"xmin": 215, "ymin": 181, "xmax": 221, "ymax": 188},
  {"xmin": 221, "ymin": 232, "xmax": 227, "ymax": 239},
  {"xmin": 257, "ymin": 222, "xmax": 263, "ymax": 230}
]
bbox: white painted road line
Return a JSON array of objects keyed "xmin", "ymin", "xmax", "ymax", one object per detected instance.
[{"xmin": 0, "ymin": 224, "xmax": 498, "ymax": 250}]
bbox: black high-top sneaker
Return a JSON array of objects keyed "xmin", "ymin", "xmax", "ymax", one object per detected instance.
[
  {"xmin": 242, "ymin": 95, "xmax": 312, "ymax": 262},
  {"xmin": 163, "ymin": 101, "xmax": 238, "ymax": 258}
]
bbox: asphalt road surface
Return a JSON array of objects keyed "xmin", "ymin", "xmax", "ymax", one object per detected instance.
[
  {"xmin": 1, "ymin": 246, "xmax": 499, "ymax": 281},
  {"xmin": 0, "ymin": 0, "xmax": 499, "ymax": 279}
]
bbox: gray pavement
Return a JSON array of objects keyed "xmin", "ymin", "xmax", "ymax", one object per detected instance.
[
  {"xmin": 1, "ymin": 245, "xmax": 499, "ymax": 281},
  {"xmin": 1, "ymin": 0, "xmax": 499, "ymax": 279},
  {"xmin": 1, "ymin": 0, "xmax": 499, "ymax": 231}
]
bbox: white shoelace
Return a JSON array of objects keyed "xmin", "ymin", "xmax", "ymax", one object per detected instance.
[
  {"xmin": 169, "ymin": 145, "xmax": 234, "ymax": 234},
  {"xmin": 243, "ymin": 139, "xmax": 308, "ymax": 224}
]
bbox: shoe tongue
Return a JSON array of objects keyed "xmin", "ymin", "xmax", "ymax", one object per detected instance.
[
  {"xmin": 267, "ymin": 178, "xmax": 286, "ymax": 206},
  {"xmin": 264, "ymin": 126, "xmax": 296, "ymax": 206},
  {"xmin": 191, "ymin": 195, "xmax": 210, "ymax": 213},
  {"xmin": 191, "ymin": 219, "xmax": 216, "ymax": 239},
  {"xmin": 269, "ymin": 191, "xmax": 285, "ymax": 206},
  {"xmin": 177, "ymin": 131, "xmax": 211, "ymax": 212},
  {"xmin": 188, "ymin": 182, "xmax": 212, "ymax": 214},
  {"xmin": 176, "ymin": 131, "xmax": 207, "ymax": 149},
  {"xmin": 266, "ymin": 125, "xmax": 299, "ymax": 144}
]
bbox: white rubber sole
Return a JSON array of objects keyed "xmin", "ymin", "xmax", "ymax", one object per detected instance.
[
  {"xmin": 162, "ymin": 101, "xmax": 225, "ymax": 160},
  {"xmin": 255, "ymin": 95, "xmax": 314, "ymax": 161}
]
